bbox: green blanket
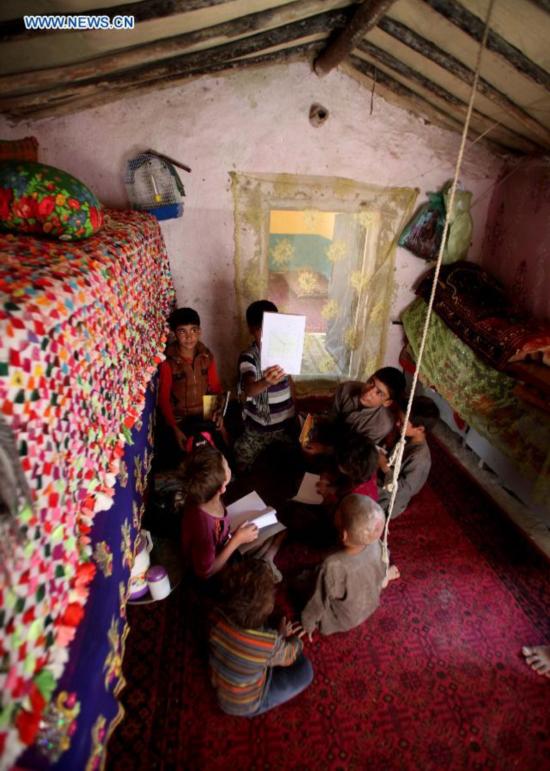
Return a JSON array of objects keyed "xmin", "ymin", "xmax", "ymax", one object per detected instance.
[{"xmin": 402, "ymin": 298, "xmax": 550, "ymax": 502}]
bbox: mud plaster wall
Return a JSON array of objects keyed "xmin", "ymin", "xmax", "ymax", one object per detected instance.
[
  {"xmin": 0, "ymin": 61, "xmax": 504, "ymax": 384},
  {"xmin": 481, "ymin": 156, "xmax": 550, "ymax": 321}
]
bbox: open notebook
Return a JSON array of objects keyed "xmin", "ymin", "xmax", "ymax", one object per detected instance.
[{"xmin": 226, "ymin": 491, "xmax": 286, "ymax": 554}]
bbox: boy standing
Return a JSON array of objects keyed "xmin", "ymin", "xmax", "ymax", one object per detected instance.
[
  {"xmin": 378, "ymin": 396, "xmax": 439, "ymax": 518},
  {"xmin": 301, "ymin": 494, "xmax": 398, "ymax": 636},
  {"xmin": 158, "ymin": 307, "xmax": 222, "ymax": 451},
  {"xmin": 234, "ymin": 300, "xmax": 297, "ymax": 471}
]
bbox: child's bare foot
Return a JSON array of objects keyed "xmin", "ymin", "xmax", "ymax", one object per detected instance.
[
  {"xmin": 381, "ymin": 564, "xmax": 400, "ymax": 587},
  {"xmin": 522, "ymin": 646, "xmax": 550, "ymax": 677},
  {"xmin": 387, "ymin": 564, "xmax": 400, "ymax": 581}
]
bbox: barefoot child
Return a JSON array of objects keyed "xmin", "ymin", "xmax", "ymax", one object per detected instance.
[
  {"xmin": 209, "ymin": 560, "xmax": 313, "ymax": 715},
  {"xmin": 301, "ymin": 494, "xmax": 399, "ymax": 636}
]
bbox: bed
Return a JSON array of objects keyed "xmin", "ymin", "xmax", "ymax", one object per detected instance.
[
  {"xmin": 401, "ymin": 261, "xmax": 550, "ymax": 517},
  {"xmin": 0, "ymin": 210, "xmax": 174, "ymax": 768}
]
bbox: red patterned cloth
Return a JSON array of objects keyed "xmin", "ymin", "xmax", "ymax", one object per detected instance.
[
  {"xmin": 108, "ymin": 440, "xmax": 550, "ymax": 770},
  {"xmin": 416, "ymin": 261, "xmax": 550, "ymax": 369}
]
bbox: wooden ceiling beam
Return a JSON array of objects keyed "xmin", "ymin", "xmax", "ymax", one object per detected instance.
[
  {"xmin": 355, "ymin": 42, "xmax": 542, "ymax": 152},
  {"xmin": 4, "ymin": 40, "xmax": 323, "ymax": 121},
  {"xmin": 0, "ymin": 10, "xmax": 347, "ymax": 114},
  {"xmin": 313, "ymin": 0, "xmax": 397, "ymax": 75},
  {"xmin": 347, "ymin": 54, "xmax": 512, "ymax": 155},
  {"xmin": 378, "ymin": 17, "xmax": 550, "ymax": 147},
  {"xmin": 0, "ymin": 0, "xmax": 231, "ymax": 41},
  {"xmin": 343, "ymin": 54, "xmax": 509, "ymax": 154},
  {"xmin": 0, "ymin": 0, "xmax": 343, "ymax": 98},
  {"xmin": 421, "ymin": 0, "xmax": 550, "ymax": 89}
]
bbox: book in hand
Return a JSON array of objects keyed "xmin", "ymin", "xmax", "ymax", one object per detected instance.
[
  {"xmin": 299, "ymin": 413, "xmax": 315, "ymax": 447},
  {"xmin": 203, "ymin": 391, "xmax": 230, "ymax": 421},
  {"xmin": 226, "ymin": 491, "xmax": 286, "ymax": 555},
  {"xmin": 291, "ymin": 472, "xmax": 323, "ymax": 505}
]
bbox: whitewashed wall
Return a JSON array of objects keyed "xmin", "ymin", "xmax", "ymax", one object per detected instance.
[{"xmin": 0, "ymin": 61, "xmax": 504, "ymax": 384}]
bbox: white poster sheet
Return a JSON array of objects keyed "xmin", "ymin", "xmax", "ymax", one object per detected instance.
[{"xmin": 260, "ymin": 312, "xmax": 306, "ymax": 375}]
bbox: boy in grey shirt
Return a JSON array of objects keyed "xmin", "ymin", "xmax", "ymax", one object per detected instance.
[
  {"xmin": 304, "ymin": 367, "xmax": 406, "ymax": 455},
  {"xmin": 301, "ymin": 495, "xmax": 399, "ymax": 636},
  {"xmin": 378, "ymin": 396, "xmax": 440, "ymax": 518},
  {"xmin": 332, "ymin": 367, "xmax": 406, "ymax": 445}
]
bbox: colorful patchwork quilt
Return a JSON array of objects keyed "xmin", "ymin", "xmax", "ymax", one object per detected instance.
[{"xmin": 0, "ymin": 210, "xmax": 175, "ymax": 766}]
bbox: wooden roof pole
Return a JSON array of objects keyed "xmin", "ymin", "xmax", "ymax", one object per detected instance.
[{"xmin": 313, "ymin": 0, "xmax": 397, "ymax": 76}]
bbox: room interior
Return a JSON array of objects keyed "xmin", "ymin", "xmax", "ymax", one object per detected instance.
[{"xmin": 0, "ymin": 1, "xmax": 549, "ymax": 769}]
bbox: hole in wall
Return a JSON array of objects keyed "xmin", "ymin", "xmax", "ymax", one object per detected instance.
[{"xmin": 309, "ymin": 103, "xmax": 329, "ymax": 127}]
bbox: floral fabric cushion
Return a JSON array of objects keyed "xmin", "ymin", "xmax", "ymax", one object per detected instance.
[{"xmin": 0, "ymin": 160, "xmax": 103, "ymax": 240}]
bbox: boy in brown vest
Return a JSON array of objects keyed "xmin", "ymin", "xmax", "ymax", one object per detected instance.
[{"xmin": 158, "ymin": 307, "xmax": 222, "ymax": 451}]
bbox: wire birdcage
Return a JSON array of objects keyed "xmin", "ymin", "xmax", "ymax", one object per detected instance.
[{"xmin": 125, "ymin": 151, "xmax": 188, "ymax": 220}]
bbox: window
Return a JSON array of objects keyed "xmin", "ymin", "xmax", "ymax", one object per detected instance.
[{"xmin": 232, "ymin": 173, "xmax": 417, "ymax": 388}]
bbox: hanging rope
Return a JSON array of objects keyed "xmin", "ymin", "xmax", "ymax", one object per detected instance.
[{"xmin": 381, "ymin": 0, "xmax": 497, "ymax": 570}]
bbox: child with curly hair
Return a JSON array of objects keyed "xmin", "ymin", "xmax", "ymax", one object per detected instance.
[{"xmin": 209, "ymin": 560, "xmax": 313, "ymax": 715}]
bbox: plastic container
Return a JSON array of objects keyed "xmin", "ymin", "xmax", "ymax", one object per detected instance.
[
  {"xmin": 146, "ymin": 565, "xmax": 171, "ymax": 601},
  {"xmin": 128, "ymin": 576, "xmax": 149, "ymax": 600}
]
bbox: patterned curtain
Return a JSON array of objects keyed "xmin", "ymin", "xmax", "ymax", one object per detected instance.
[{"xmin": 231, "ymin": 172, "xmax": 418, "ymax": 393}]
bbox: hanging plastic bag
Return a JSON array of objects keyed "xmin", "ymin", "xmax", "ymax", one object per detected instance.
[
  {"xmin": 398, "ymin": 191, "xmax": 446, "ymax": 261},
  {"xmin": 443, "ymin": 185, "xmax": 473, "ymax": 264}
]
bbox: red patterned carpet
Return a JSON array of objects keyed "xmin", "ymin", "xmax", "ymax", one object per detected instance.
[{"xmin": 107, "ymin": 444, "xmax": 550, "ymax": 771}]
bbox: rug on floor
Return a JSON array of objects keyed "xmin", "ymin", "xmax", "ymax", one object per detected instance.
[{"xmin": 106, "ymin": 442, "xmax": 550, "ymax": 771}]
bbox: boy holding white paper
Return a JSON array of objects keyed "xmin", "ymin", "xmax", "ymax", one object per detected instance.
[{"xmin": 234, "ymin": 300, "xmax": 299, "ymax": 472}]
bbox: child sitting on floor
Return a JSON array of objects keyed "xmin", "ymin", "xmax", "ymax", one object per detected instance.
[
  {"xmin": 305, "ymin": 367, "xmax": 406, "ymax": 455},
  {"xmin": 335, "ymin": 433, "xmax": 379, "ymax": 501},
  {"xmin": 301, "ymin": 494, "xmax": 399, "ymax": 636},
  {"xmin": 305, "ymin": 438, "xmax": 379, "ymax": 545},
  {"xmin": 378, "ymin": 396, "xmax": 440, "ymax": 519},
  {"xmin": 180, "ymin": 445, "xmax": 259, "ymax": 581},
  {"xmin": 314, "ymin": 436, "xmax": 379, "ymax": 510},
  {"xmin": 209, "ymin": 560, "xmax": 313, "ymax": 716}
]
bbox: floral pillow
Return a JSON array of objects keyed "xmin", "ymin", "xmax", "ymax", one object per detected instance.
[{"xmin": 0, "ymin": 160, "xmax": 103, "ymax": 240}]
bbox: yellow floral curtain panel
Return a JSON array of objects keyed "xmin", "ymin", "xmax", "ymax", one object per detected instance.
[{"xmin": 231, "ymin": 172, "xmax": 418, "ymax": 390}]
